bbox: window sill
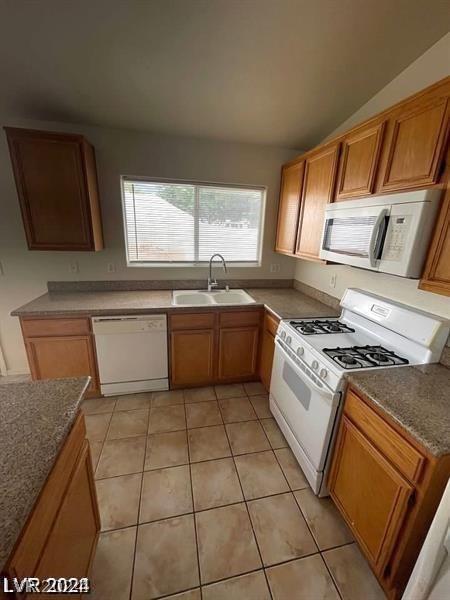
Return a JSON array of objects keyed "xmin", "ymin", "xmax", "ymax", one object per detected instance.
[{"xmin": 126, "ymin": 261, "xmax": 262, "ymax": 268}]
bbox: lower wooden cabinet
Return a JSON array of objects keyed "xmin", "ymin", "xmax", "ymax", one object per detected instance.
[
  {"xmin": 21, "ymin": 317, "xmax": 100, "ymax": 397},
  {"xmin": 218, "ymin": 326, "xmax": 259, "ymax": 380},
  {"xmin": 330, "ymin": 416, "xmax": 413, "ymax": 567},
  {"xmin": 259, "ymin": 311, "xmax": 280, "ymax": 391},
  {"xmin": 4, "ymin": 413, "xmax": 99, "ymax": 597},
  {"xmin": 171, "ymin": 329, "xmax": 215, "ymax": 386},
  {"xmin": 169, "ymin": 308, "xmax": 263, "ymax": 387},
  {"xmin": 328, "ymin": 387, "xmax": 450, "ymax": 599},
  {"xmin": 34, "ymin": 442, "xmax": 98, "ymax": 586}
]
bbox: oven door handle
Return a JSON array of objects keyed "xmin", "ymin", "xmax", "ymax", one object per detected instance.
[{"xmin": 274, "ymin": 338, "xmax": 334, "ymax": 397}]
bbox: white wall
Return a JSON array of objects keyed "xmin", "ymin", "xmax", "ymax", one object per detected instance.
[
  {"xmin": 295, "ymin": 34, "xmax": 450, "ymax": 320},
  {"xmin": 0, "ymin": 119, "xmax": 297, "ymax": 373}
]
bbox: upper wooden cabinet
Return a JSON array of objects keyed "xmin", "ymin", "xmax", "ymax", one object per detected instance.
[
  {"xmin": 420, "ymin": 149, "xmax": 450, "ymax": 296},
  {"xmin": 275, "ymin": 161, "xmax": 304, "ymax": 254},
  {"xmin": 5, "ymin": 127, "xmax": 104, "ymax": 251},
  {"xmin": 335, "ymin": 120, "xmax": 385, "ymax": 200},
  {"xmin": 377, "ymin": 85, "xmax": 449, "ymax": 192},
  {"xmin": 276, "ymin": 78, "xmax": 450, "ymax": 272},
  {"xmin": 295, "ymin": 142, "xmax": 340, "ymax": 261}
]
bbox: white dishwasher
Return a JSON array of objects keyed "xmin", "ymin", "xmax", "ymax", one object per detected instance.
[{"xmin": 92, "ymin": 314, "xmax": 169, "ymax": 396}]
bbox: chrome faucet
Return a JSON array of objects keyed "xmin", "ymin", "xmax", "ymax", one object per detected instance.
[{"xmin": 207, "ymin": 253, "xmax": 227, "ymax": 291}]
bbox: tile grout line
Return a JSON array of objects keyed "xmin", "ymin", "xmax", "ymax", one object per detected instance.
[
  {"xmin": 127, "ymin": 395, "xmax": 152, "ymax": 600},
  {"xmin": 220, "ymin": 389, "xmax": 274, "ymax": 600},
  {"xmin": 184, "ymin": 389, "xmax": 203, "ymax": 599}
]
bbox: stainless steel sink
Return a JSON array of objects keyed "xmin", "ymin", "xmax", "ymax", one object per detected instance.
[{"xmin": 172, "ymin": 289, "xmax": 255, "ymax": 306}]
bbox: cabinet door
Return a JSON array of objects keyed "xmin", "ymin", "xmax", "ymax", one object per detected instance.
[
  {"xmin": 170, "ymin": 329, "xmax": 215, "ymax": 386},
  {"xmin": 329, "ymin": 416, "xmax": 413, "ymax": 569},
  {"xmin": 218, "ymin": 326, "xmax": 259, "ymax": 380},
  {"xmin": 275, "ymin": 161, "xmax": 304, "ymax": 254},
  {"xmin": 4, "ymin": 128, "xmax": 103, "ymax": 251},
  {"xmin": 34, "ymin": 441, "xmax": 99, "ymax": 594},
  {"xmin": 335, "ymin": 121, "xmax": 385, "ymax": 200},
  {"xmin": 420, "ymin": 153, "xmax": 450, "ymax": 296},
  {"xmin": 26, "ymin": 335, "xmax": 99, "ymax": 396},
  {"xmin": 378, "ymin": 93, "xmax": 449, "ymax": 192},
  {"xmin": 296, "ymin": 143, "xmax": 340, "ymax": 261},
  {"xmin": 259, "ymin": 329, "xmax": 275, "ymax": 391}
]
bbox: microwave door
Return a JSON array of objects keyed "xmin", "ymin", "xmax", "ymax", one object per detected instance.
[{"xmin": 320, "ymin": 206, "xmax": 389, "ymax": 270}]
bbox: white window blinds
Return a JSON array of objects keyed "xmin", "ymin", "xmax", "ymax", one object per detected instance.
[{"xmin": 122, "ymin": 178, "xmax": 265, "ymax": 265}]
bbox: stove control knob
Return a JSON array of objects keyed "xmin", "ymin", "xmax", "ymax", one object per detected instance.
[
  {"xmin": 280, "ymin": 330, "xmax": 286, "ymax": 340},
  {"xmin": 286, "ymin": 336, "xmax": 292, "ymax": 345},
  {"xmin": 296, "ymin": 346, "xmax": 304, "ymax": 356},
  {"xmin": 312, "ymin": 360, "xmax": 319, "ymax": 370},
  {"xmin": 320, "ymin": 368, "xmax": 328, "ymax": 379}
]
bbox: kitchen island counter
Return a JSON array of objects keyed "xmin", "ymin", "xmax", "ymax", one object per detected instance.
[{"xmin": 0, "ymin": 377, "xmax": 90, "ymax": 569}]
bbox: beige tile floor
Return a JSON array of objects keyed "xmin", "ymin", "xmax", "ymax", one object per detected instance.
[{"xmin": 82, "ymin": 384, "xmax": 386, "ymax": 600}]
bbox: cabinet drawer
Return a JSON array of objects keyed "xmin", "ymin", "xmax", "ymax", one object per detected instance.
[
  {"xmin": 345, "ymin": 389, "xmax": 426, "ymax": 484},
  {"xmin": 264, "ymin": 312, "xmax": 280, "ymax": 337},
  {"xmin": 219, "ymin": 310, "xmax": 262, "ymax": 328},
  {"xmin": 21, "ymin": 317, "xmax": 91, "ymax": 337},
  {"xmin": 170, "ymin": 312, "xmax": 215, "ymax": 330},
  {"xmin": 9, "ymin": 413, "xmax": 86, "ymax": 578}
]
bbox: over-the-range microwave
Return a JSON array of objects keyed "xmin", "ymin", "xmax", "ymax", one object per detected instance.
[{"xmin": 319, "ymin": 189, "xmax": 442, "ymax": 278}]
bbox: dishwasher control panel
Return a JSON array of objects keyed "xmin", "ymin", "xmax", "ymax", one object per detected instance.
[{"xmin": 91, "ymin": 314, "xmax": 167, "ymax": 334}]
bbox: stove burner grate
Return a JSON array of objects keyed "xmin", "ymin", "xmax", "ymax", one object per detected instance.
[
  {"xmin": 322, "ymin": 345, "xmax": 409, "ymax": 369},
  {"xmin": 290, "ymin": 319, "xmax": 355, "ymax": 335}
]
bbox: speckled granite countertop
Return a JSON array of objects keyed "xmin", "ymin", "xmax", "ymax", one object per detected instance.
[
  {"xmin": 11, "ymin": 287, "xmax": 338, "ymax": 320},
  {"xmin": 347, "ymin": 364, "xmax": 450, "ymax": 457},
  {"xmin": 246, "ymin": 288, "xmax": 339, "ymax": 319},
  {"xmin": 0, "ymin": 377, "xmax": 90, "ymax": 569}
]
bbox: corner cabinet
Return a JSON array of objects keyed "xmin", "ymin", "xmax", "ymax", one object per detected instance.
[
  {"xmin": 275, "ymin": 161, "xmax": 304, "ymax": 255},
  {"xmin": 328, "ymin": 387, "xmax": 450, "ymax": 599},
  {"xmin": 4, "ymin": 127, "xmax": 104, "ymax": 251},
  {"xmin": 169, "ymin": 308, "xmax": 263, "ymax": 388},
  {"xmin": 295, "ymin": 142, "xmax": 340, "ymax": 261},
  {"xmin": 20, "ymin": 317, "xmax": 100, "ymax": 398}
]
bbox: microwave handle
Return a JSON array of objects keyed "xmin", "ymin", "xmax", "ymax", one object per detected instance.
[{"xmin": 368, "ymin": 209, "xmax": 388, "ymax": 267}]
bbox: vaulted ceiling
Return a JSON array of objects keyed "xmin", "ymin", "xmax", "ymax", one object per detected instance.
[{"xmin": 0, "ymin": 0, "xmax": 448, "ymax": 147}]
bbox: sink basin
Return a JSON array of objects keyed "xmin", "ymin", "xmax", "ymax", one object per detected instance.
[
  {"xmin": 172, "ymin": 289, "xmax": 255, "ymax": 306},
  {"xmin": 209, "ymin": 290, "xmax": 255, "ymax": 304},
  {"xmin": 171, "ymin": 292, "xmax": 214, "ymax": 306}
]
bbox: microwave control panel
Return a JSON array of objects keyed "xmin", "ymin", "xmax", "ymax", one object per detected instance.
[{"xmin": 382, "ymin": 215, "xmax": 411, "ymax": 261}]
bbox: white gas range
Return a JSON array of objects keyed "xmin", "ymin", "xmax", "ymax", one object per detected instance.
[{"xmin": 270, "ymin": 288, "xmax": 449, "ymax": 497}]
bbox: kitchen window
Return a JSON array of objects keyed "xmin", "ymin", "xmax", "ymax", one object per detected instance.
[{"xmin": 121, "ymin": 177, "xmax": 265, "ymax": 266}]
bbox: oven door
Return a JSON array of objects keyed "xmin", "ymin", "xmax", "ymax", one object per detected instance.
[
  {"xmin": 270, "ymin": 339, "xmax": 341, "ymax": 473},
  {"xmin": 320, "ymin": 204, "xmax": 389, "ymax": 270}
]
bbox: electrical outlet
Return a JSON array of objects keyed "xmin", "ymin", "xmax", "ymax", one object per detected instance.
[
  {"xmin": 330, "ymin": 273, "xmax": 337, "ymax": 288},
  {"xmin": 107, "ymin": 263, "xmax": 116, "ymax": 273},
  {"xmin": 69, "ymin": 261, "xmax": 79, "ymax": 274},
  {"xmin": 270, "ymin": 263, "xmax": 281, "ymax": 273}
]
